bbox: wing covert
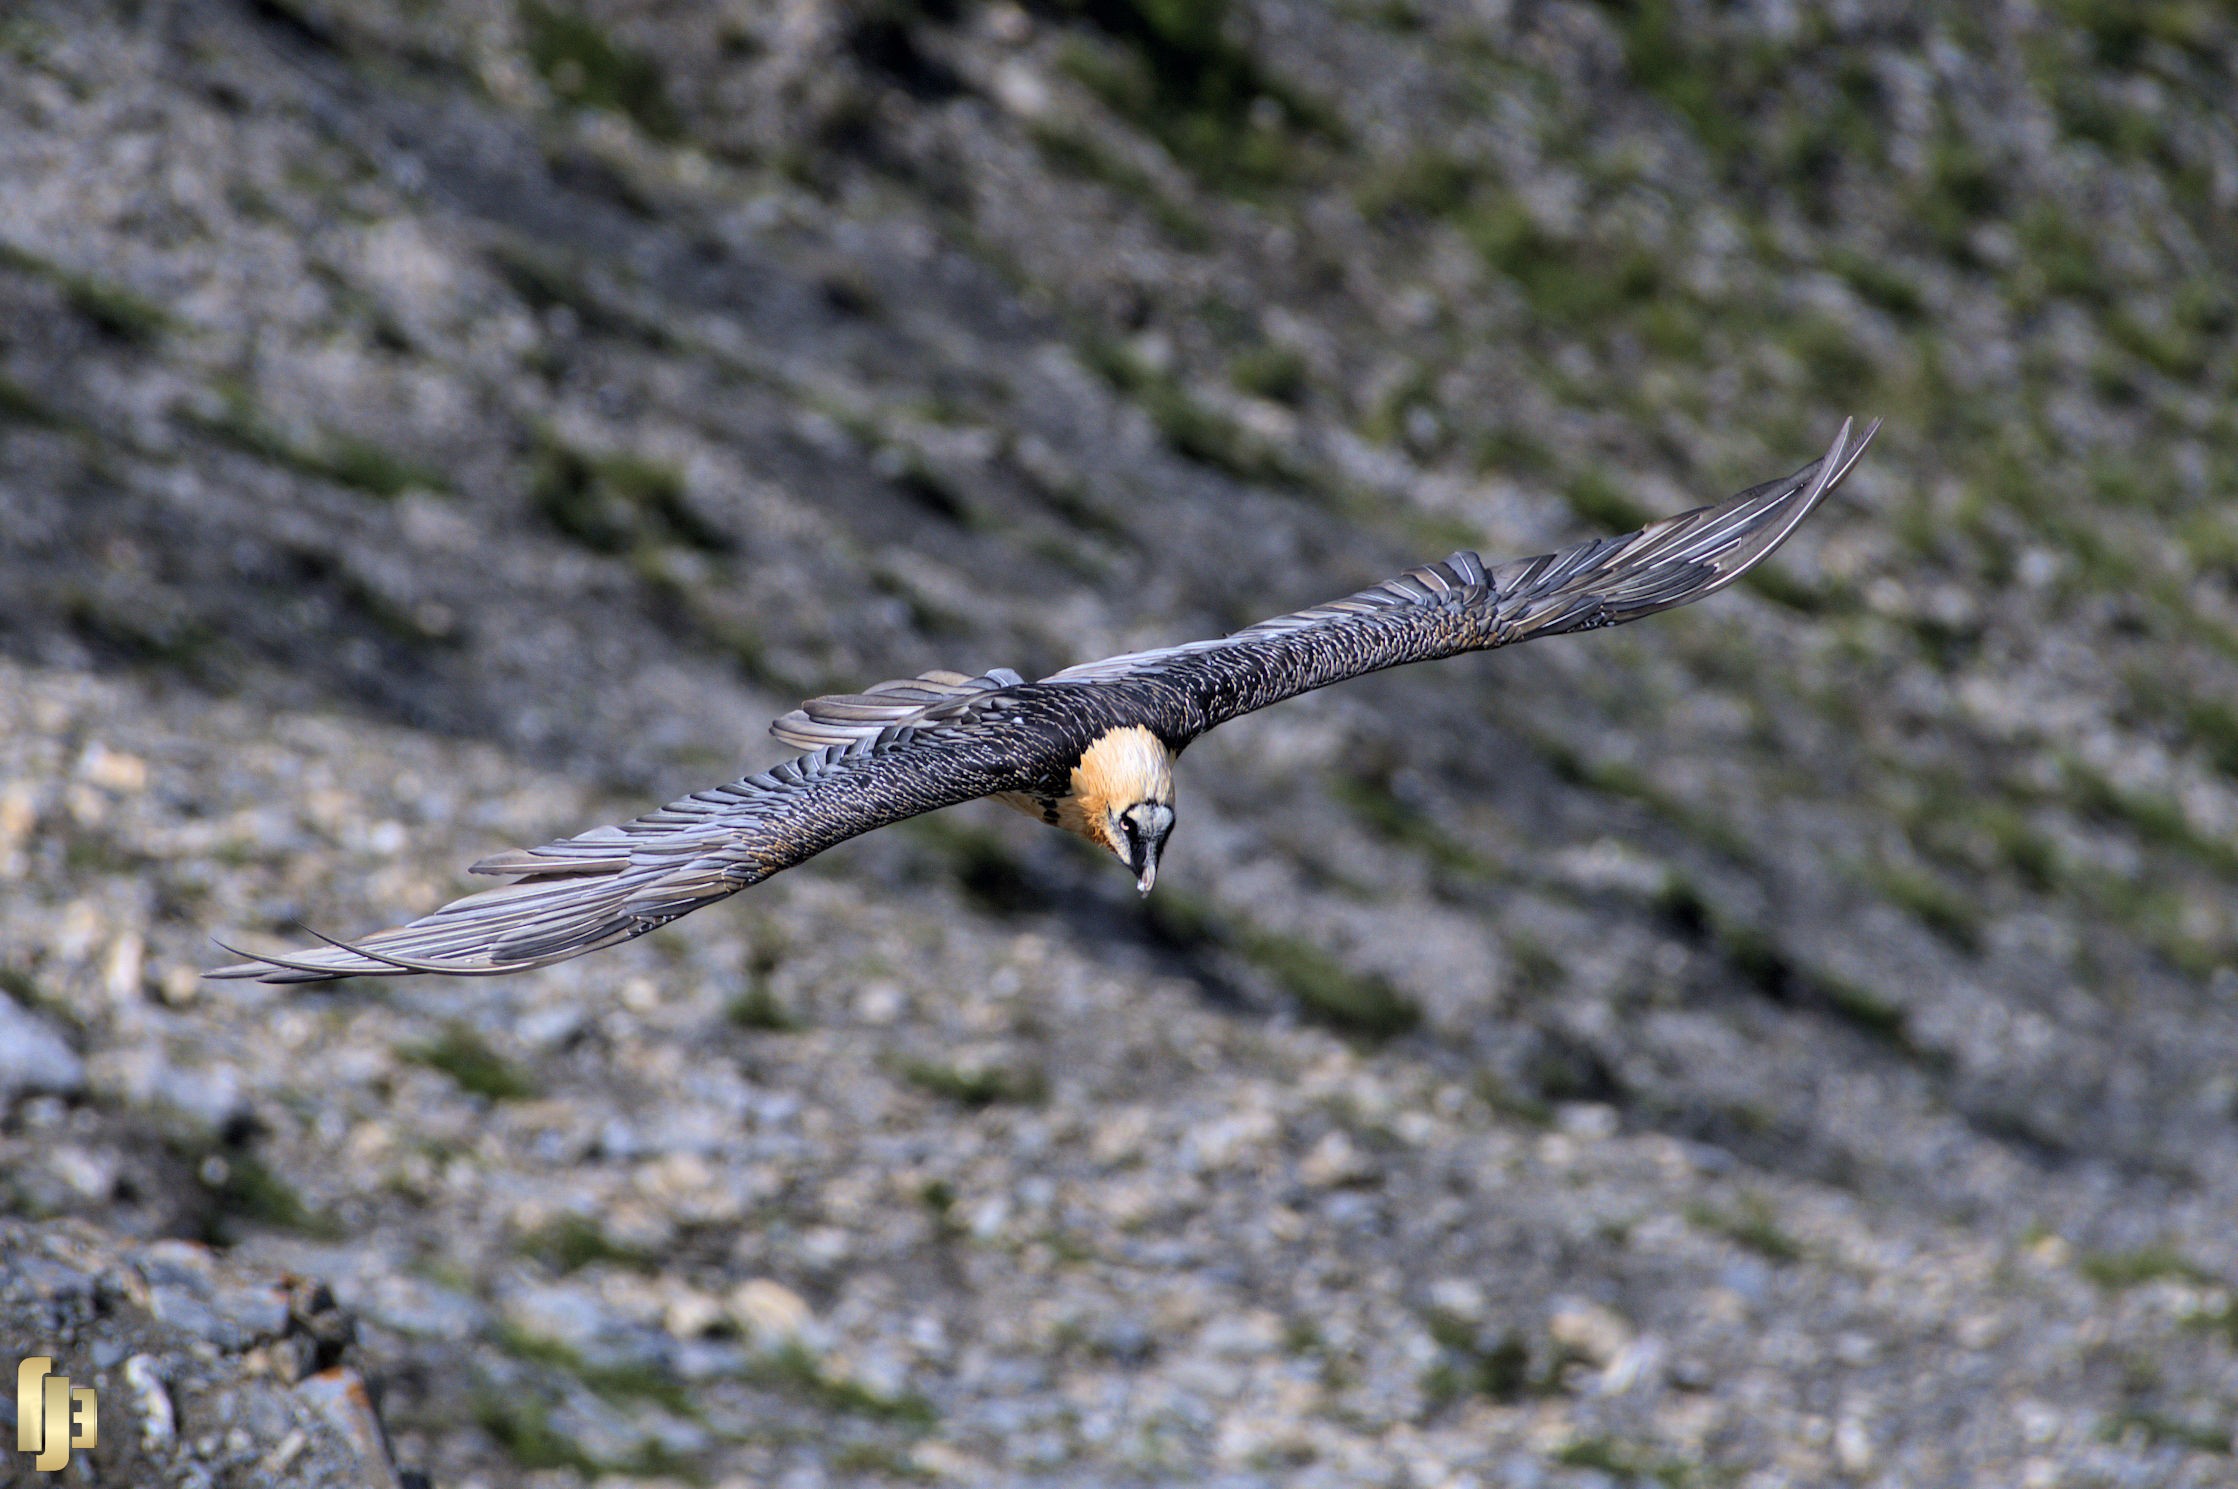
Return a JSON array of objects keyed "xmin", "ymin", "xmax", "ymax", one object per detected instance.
[{"xmin": 771, "ymin": 667, "xmax": 1025, "ymax": 752}]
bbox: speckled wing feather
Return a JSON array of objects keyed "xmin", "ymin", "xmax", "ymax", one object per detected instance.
[
  {"xmin": 1046, "ymin": 418, "xmax": 1877, "ymax": 737},
  {"xmin": 206, "ymin": 726, "xmax": 1035, "ymax": 984}
]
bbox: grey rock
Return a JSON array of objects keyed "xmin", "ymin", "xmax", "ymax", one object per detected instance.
[
  {"xmin": 123, "ymin": 1353, "xmax": 175, "ymax": 1449},
  {"xmin": 0, "ymin": 1220, "xmax": 410, "ymax": 1488},
  {"xmin": 0, "ymin": 995, "xmax": 82, "ymax": 1103},
  {"xmin": 295, "ymin": 1369, "xmax": 407, "ymax": 1489}
]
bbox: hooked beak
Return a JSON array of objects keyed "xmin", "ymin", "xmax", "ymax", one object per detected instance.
[{"xmin": 1118, "ymin": 801, "xmax": 1173, "ymax": 896}]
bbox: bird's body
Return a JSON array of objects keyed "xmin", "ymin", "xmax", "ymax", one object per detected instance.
[
  {"xmin": 212, "ymin": 420, "xmax": 1878, "ymax": 984},
  {"xmin": 995, "ymin": 724, "xmax": 1172, "ymax": 847}
]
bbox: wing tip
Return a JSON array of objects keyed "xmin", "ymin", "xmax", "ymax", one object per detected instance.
[
  {"xmin": 203, "ymin": 923, "xmax": 547, "ymax": 984},
  {"xmin": 1696, "ymin": 413, "xmax": 1880, "ymax": 590},
  {"xmin": 1760, "ymin": 412, "xmax": 1880, "ymax": 548},
  {"xmin": 204, "ymin": 934, "xmax": 378, "ymax": 985},
  {"xmin": 1494, "ymin": 415, "xmax": 1881, "ymax": 637}
]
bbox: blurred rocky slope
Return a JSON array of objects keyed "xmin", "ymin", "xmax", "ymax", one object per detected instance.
[{"xmin": 4, "ymin": 0, "xmax": 2238, "ymax": 1483}]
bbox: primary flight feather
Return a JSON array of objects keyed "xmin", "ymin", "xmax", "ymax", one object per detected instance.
[{"xmin": 210, "ymin": 419, "xmax": 1878, "ymax": 984}]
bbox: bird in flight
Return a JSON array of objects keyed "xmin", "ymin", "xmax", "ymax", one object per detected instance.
[{"xmin": 211, "ymin": 419, "xmax": 1877, "ymax": 984}]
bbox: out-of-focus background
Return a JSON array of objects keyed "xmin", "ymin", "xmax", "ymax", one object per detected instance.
[{"xmin": 3, "ymin": 1, "xmax": 2237, "ymax": 1484}]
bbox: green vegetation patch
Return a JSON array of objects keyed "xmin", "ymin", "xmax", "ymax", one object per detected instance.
[
  {"xmin": 0, "ymin": 966, "xmax": 60, "ymax": 1022},
  {"xmin": 1564, "ymin": 468, "xmax": 1653, "ymax": 534},
  {"xmin": 62, "ymin": 586, "xmax": 219, "ymax": 674},
  {"xmin": 1656, "ymin": 875, "xmax": 1925, "ymax": 1055},
  {"xmin": 2053, "ymin": 0, "xmax": 2227, "ymax": 69},
  {"xmin": 1474, "ymin": 426, "xmax": 1553, "ymax": 479},
  {"xmin": 1146, "ymin": 891, "xmax": 1420, "ymax": 1038},
  {"xmin": 1330, "ymin": 769, "xmax": 1494, "ymax": 880},
  {"xmin": 1466, "ymin": 198, "xmax": 1667, "ymax": 331},
  {"xmin": 496, "ymin": 1324, "xmax": 697, "ymax": 1413},
  {"xmin": 2099, "ymin": 1407, "xmax": 2232, "ymax": 1456},
  {"xmin": 1554, "ymin": 1435, "xmax": 1701, "ymax": 1487},
  {"xmin": 1901, "ymin": 782, "xmax": 2065, "ymax": 898},
  {"xmin": 199, "ymin": 1148, "xmax": 342, "ymax": 1241},
  {"xmin": 405, "ymin": 1022, "xmax": 540, "ymax": 1101},
  {"xmin": 1239, "ymin": 929, "xmax": 1420, "ymax": 1038},
  {"xmin": 727, "ymin": 980, "xmax": 802, "ymax": 1032},
  {"xmin": 166, "ymin": 1122, "xmax": 343, "ymax": 1245},
  {"xmin": 879, "ymin": 446, "xmax": 980, "ymax": 527},
  {"xmin": 2077, "ymin": 1246, "xmax": 2219, "ymax": 1290},
  {"xmin": 1028, "ymin": 120, "xmax": 1212, "ymax": 246},
  {"xmin": 751, "ymin": 1342, "xmax": 939, "ymax": 1426},
  {"xmin": 1356, "ymin": 148, "xmax": 1481, "ymax": 224},
  {"xmin": 2145, "ymin": 686, "xmax": 2238, "ymax": 783},
  {"xmin": 1081, "ymin": 335, "xmax": 1321, "ymax": 494},
  {"xmin": 1685, "ymin": 1191, "xmax": 1803, "ymax": 1263},
  {"xmin": 487, "ymin": 239, "xmax": 675, "ymax": 348},
  {"xmin": 0, "ymin": 241, "xmax": 174, "ymax": 345},
  {"xmin": 317, "ymin": 436, "xmax": 445, "ymax": 500},
  {"xmin": 1591, "ymin": 0, "xmax": 1759, "ymax": 166},
  {"xmin": 1539, "ymin": 740, "xmax": 1755, "ymax": 862},
  {"xmin": 1587, "ymin": 2, "xmax": 1893, "ymax": 224},
  {"xmin": 1864, "ymin": 859, "xmax": 1985, "ymax": 954},
  {"xmin": 475, "ymin": 1390, "xmax": 603, "ymax": 1473},
  {"xmin": 908, "ymin": 817, "xmax": 1046, "ymax": 916},
  {"xmin": 0, "ymin": 372, "xmax": 66, "ymax": 427},
  {"xmin": 1472, "ymin": 1069, "xmax": 1555, "ymax": 1128},
  {"xmin": 519, "ymin": 0, "xmax": 680, "ymax": 140},
  {"xmin": 518, "ymin": 1213, "xmax": 658, "ymax": 1273},
  {"xmin": 1912, "ymin": 126, "xmax": 2007, "ymax": 263},
  {"xmin": 1419, "ymin": 1322, "xmax": 1536, "ymax": 1410},
  {"xmin": 895, "ymin": 1055, "xmax": 1047, "ymax": 1108},
  {"xmin": 472, "ymin": 1385, "xmax": 700, "ymax": 1477},
  {"xmin": 832, "ymin": 1441, "xmax": 935, "ymax": 1479},
  {"xmin": 185, "ymin": 383, "xmax": 447, "ymax": 498},
  {"xmin": 1045, "ymin": 0, "xmax": 1340, "ymax": 193},
  {"xmin": 1229, "ymin": 343, "xmax": 1309, "ymax": 405},
  {"xmin": 529, "ymin": 433, "xmax": 729, "ymax": 555},
  {"xmin": 2064, "ymin": 761, "xmax": 2238, "ymax": 878},
  {"xmin": 2184, "ymin": 1296, "xmax": 2238, "ymax": 1347},
  {"xmin": 1826, "ymin": 247, "xmax": 1927, "ymax": 322}
]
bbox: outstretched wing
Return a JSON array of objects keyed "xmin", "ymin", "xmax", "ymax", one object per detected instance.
[
  {"xmin": 208, "ymin": 718, "xmax": 1036, "ymax": 984},
  {"xmin": 1046, "ymin": 419, "xmax": 1877, "ymax": 736}
]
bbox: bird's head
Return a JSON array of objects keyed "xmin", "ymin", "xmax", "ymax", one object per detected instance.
[
  {"xmin": 1109, "ymin": 799, "xmax": 1175, "ymax": 894},
  {"xmin": 1070, "ymin": 726, "xmax": 1177, "ymax": 894}
]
